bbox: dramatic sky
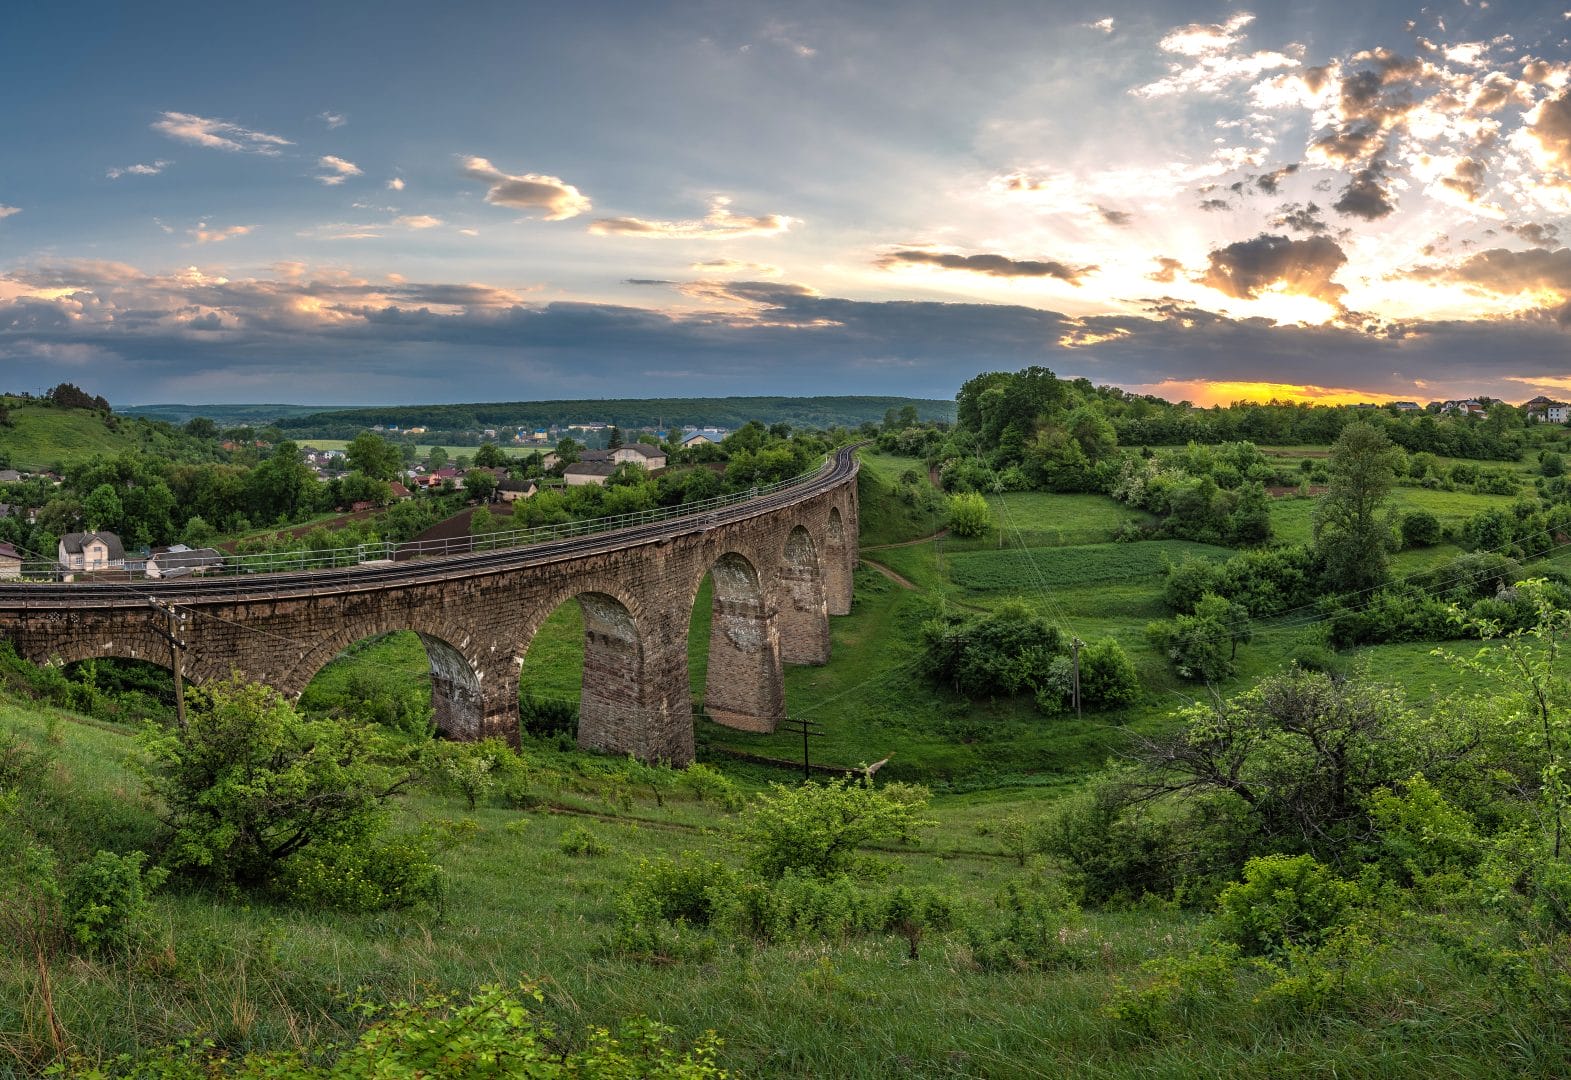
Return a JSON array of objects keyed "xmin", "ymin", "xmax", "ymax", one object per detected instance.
[{"xmin": 3, "ymin": 1, "xmax": 1571, "ymax": 406}]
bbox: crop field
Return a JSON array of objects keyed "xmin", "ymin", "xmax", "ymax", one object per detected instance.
[
  {"xmin": 1270, "ymin": 485, "xmax": 1522, "ymax": 545},
  {"xmin": 945, "ymin": 539, "xmax": 1234, "ymax": 592}
]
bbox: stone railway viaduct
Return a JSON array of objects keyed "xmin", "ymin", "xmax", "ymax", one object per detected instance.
[{"xmin": 0, "ymin": 449, "xmax": 860, "ymax": 765}]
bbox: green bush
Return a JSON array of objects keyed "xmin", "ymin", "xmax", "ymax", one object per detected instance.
[
  {"xmin": 1214, "ymin": 854, "xmax": 1361, "ymax": 956},
  {"xmin": 946, "ymin": 491, "xmax": 993, "ymax": 537},
  {"xmin": 719, "ymin": 871, "xmax": 883, "ymax": 943},
  {"xmin": 679, "ymin": 763, "xmax": 745, "ymax": 811},
  {"xmin": 559, "ymin": 824, "xmax": 610, "ymax": 857},
  {"xmin": 1078, "ymin": 639, "xmax": 1141, "ymax": 710},
  {"xmin": 736, "ymin": 777, "xmax": 936, "ymax": 880},
  {"xmin": 280, "ymin": 833, "xmax": 444, "ymax": 913},
  {"xmin": 137, "ymin": 676, "xmax": 424, "ymax": 895},
  {"xmin": 964, "ymin": 880, "xmax": 1089, "ymax": 971},
  {"xmin": 1399, "ymin": 509, "xmax": 1443, "ymax": 547},
  {"xmin": 63, "ymin": 850, "xmax": 166, "ymax": 957}
]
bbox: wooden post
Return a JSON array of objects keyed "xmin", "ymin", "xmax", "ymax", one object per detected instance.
[{"xmin": 1071, "ymin": 637, "xmax": 1083, "ymax": 720}]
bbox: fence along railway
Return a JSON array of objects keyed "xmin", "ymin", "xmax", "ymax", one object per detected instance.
[{"xmin": 0, "ymin": 448, "xmax": 860, "ymax": 765}]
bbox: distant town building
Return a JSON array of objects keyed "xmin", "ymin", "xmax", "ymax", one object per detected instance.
[
  {"xmin": 1523, "ymin": 395, "xmax": 1570, "ymax": 423},
  {"xmin": 0, "ymin": 542, "xmax": 21, "ymax": 580},
  {"xmin": 498, "ymin": 477, "xmax": 538, "ymax": 502},
  {"xmin": 146, "ymin": 544, "xmax": 225, "ymax": 579},
  {"xmin": 58, "ymin": 531, "xmax": 125, "ymax": 572},
  {"xmin": 1390, "ymin": 401, "xmax": 1421, "ymax": 412},
  {"xmin": 563, "ymin": 461, "xmax": 617, "ymax": 486}
]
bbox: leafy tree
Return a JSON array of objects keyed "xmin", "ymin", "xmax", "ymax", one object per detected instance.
[
  {"xmin": 608, "ymin": 424, "xmax": 625, "ymax": 449},
  {"xmin": 137, "ymin": 676, "xmax": 422, "ymax": 890},
  {"xmin": 947, "ymin": 491, "xmax": 992, "ymax": 538},
  {"xmin": 427, "ymin": 446, "xmax": 449, "ymax": 472},
  {"xmin": 464, "ymin": 468, "xmax": 498, "ymax": 503},
  {"xmin": 1313, "ymin": 421, "xmax": 1401, "ymax": 593},
  {"xmin": 921, "ymin": 602, "xmax": 1064, "ymax": 698},
  {"xmin": 472, "ymin": 442, "xmax": 507, "ymax": 468},
  {"xmin": 183, "ymin": 416, "xmax": 217, "ymax": 440},
  {"xmin": 1078, "ymin": 639, "xmax": 1141, "ymax": 710},
  {"xmin": 1400, "ymin": 509, "xmax": 1443, "ymax": 547},
  {"xmin": 736, "ymin": 778, "xmax": 935, "ymax": 880},
  {"xmin": 346, "ymin": 432, "xmax": 401, "ymax": 481},
  {"xmin": 1196, "ymin": 592, "xmax": 1252, "ymax": 661},
  {"xmin": 81, "ymin": 484, "xmax": 122, "ymax": 532},
  {"xmin": 1542, "ymin": 450, "xmax": 1565, "ymax": 478}
]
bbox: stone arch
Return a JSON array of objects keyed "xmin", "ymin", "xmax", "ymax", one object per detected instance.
[
  {"xmin": 776, "ymin": 524, "xmax": 830, "ymax": 666},
  {"xmin": 518, "ymin": 581, "xmax": 692, "ymax": 764},
  {"xmin": 286, "ymin": 619, "xmax": 492, "ymax": 741},
  {"xmin": 696, "ymin": 550, "xmax": 783, "ymax": 733}
]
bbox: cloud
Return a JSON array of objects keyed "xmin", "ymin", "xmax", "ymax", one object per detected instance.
[
  {"xmin": 316, "ymin": 155, "xmax": 363, "ymax": 185},
  {"xmin": 151, "ymin": 111, "xmax": 291, "ymax": 154},
  {"xmin": 460, "ymin": 156, "xmax": 591, "ymax": 220},
  {"xmin": 1253, "ymin": 163, "xmax": 1300, "ymax": 195},
  {"xmin": 106, "ymin": 160, "xmax": 172, "ymax": 179},
  {"xmin": 1135, "ymin": 12, "xmax": 1299, "ymax": 98},
  {"xmin": 0, "ymin": 206, "xmax": 18, "ymax": 221},
  {"xmin": 1439, "ymin": 157, "xmax": 1488, "ymax": 202},
  {"xmin": 1270, "ymin": 201, "xmax": 1331, "ymax": 235},
  {"xmin": 4, "ymin": 257, "xmax": 1571, "ymax": 405},
  {"xmin": 879, "ymin": 249, "xmax": 1095, "ymax": 283},
  {"xmin": 691, "ymin": 258, "xmax": 783, "ymax": 276},
  {"xmin": 1527, "ymin": 89, "xmax": 1571, "ymax": 177},
  {"xmin": 318, "ymin": 111, "xmax": 347, "ymax": 129},
  {"xmin": 1333, "ymin": 164, "xmax": 1396, "ymax": 219},
  {"xmin": 189, "ymin": 223, "xmax": 254, "ymax": 244},
  {"xmin": 1097, "ymin": 205, "xmax": 1134, "ymax": 226},
  {"xmin": 588, "ymin": 197, "xmax": 794, "ymax": 239},
  {"xmin": 1088, "ymin": 17, "xmax": 1114, "ymax": 33},
  {"xmin": 1150, "ymin": 257, "xmax": 1185, "ymax": 283},
  {"xmin": 394, "ymin": 215, "xmax": 443, "ymax": 229},
  {"xmin": 1199, "ymin": 197, "xmax": 1232, "ymax": 212},
  {"xmin": 1506, "ymin": 222, "xmax": 1562, "ymax": 245},
  {"xmin": 1199, "ymin": 233, "xmax": 1349, "ymax": 305},
  {"xmin": 1433, "ymin": 246, "xmax": 1571, "ymax": 313},
  {"xmin": 387, "ymin": 177, "xmax": 405, "ymax": 191}
]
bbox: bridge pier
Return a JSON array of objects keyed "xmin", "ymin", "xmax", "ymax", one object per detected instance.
[
  {"xmin": 777, "ymin": 527, "xmax": 830, "ymax": 666},
  {"xmin": 704, "ymin": 554, "xmax": 784, "ymax": 733},
  {"xmin": 575, "ymin": 592, "xmax": 695, "ymax": 764},
  {"xmin": 825, "ymin": 505, "xmax": 854, "ymax": 616}
]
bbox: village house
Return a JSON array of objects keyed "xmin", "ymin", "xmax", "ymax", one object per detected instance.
[
  {"xmin": 563, "ymin": 461, "xmax": 617, "ymax": 486},
  {"xmin": 0, "ymin": 542, "xmax": 21, "ymax": 580},
  {"xmin": 146, "ymin": 544, "xmax": 225, "ymax": 579},
  {"xmin": 1439, "ymin": 398, "xmax": 1487, "ymax": 417},
  {"xmin": 58, "ymin": 531, "xmax": 126, "ymax": 572},
  {"xmin": 498, "ymin": 477, "xmax": 538, "ymax": 502},
  {"xmin": 0, "ymin": 469, "xmax": 23, "ymax": 484},
  {"xmin": 1523, "ymin": 395, "xmax": 1571, "ymax": 423}
]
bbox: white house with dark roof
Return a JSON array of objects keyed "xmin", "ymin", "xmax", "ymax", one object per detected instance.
[
  {"xmin": 58, "ymin": 531, "xmax": 126, "ymax": 572},
  {"xmin": 146, "ymin": 544, "xmax": 225, "ymax": 579},
  {"xmin": 0, "ymin": 542, "xmax": 21, "ymax": 580}
]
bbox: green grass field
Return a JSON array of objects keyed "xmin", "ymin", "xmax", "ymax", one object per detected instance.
[{"xmin": 0, "ymin": 405, "xmax": 134, "ymax": 469}]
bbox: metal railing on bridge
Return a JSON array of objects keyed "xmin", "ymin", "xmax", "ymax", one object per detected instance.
[{"xmin": 21, "ymin": 456, "xmax": 835, "ymax": 583}]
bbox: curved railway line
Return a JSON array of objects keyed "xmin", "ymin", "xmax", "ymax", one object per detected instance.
[{"xmin": 0, "ymin": 446, "xmax": 861, "ymax": 609}]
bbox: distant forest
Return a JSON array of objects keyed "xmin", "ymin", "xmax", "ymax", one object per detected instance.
[{"xmin": 249, "ymin": 396, "xmax": 957, "ymax": 439}]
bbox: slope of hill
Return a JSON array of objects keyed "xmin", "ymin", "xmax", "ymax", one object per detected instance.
[{"xmin": 0, "ymin": 404, "xmax": 134, "ymax": 469}]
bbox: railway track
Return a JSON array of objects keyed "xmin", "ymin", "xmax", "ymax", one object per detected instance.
[{"xmin": 0, "ymin": 446, "xmax": 860, "ymax": 609}]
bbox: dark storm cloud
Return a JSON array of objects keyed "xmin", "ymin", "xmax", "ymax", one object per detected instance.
[
  {"xmin": 1333, "ymin": 165, "xmax": 1396, "ymax": 220},
  {"xmin": 1269, "ymin": 202, "xmax": 1330, "ymax": 235},
  {"xmin": 1199, "ymin": 233, "xmax": 1349, "ymax": 305},
  {"xmin": 879, "ymin": 249, "xmax": 1095, "ymax": 283},
  {"xmin": 3, "ymin": 259, "xmax": 1570, "ymax": 405},
  {"xmin": 1198, "ymin": 198, "xmax": 1232, "ymax": 212},
  {"xmin": 1506, "ymin": 222, "xmax": 1561, "ymax": 246}
]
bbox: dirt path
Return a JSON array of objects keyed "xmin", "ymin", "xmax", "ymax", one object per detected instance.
[
  {"xmin": 860, "ymin": 557, "xmax": 920, "ymax": 590},
  {"xmin": 862, "ymin": 529, "xmax": 948, "ymax": 552}
]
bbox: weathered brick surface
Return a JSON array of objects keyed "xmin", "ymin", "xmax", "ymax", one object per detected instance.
[{"xmin": 0, "ymin": 471, "xmax": 859, "ymax": 765}]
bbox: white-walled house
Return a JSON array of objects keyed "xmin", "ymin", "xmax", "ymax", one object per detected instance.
[{"xmin": 58, "ymin": 531, "xmax": 126, "ymax": 572}]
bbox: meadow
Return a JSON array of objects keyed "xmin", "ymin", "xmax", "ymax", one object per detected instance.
[{"xmin": 8, "ymin": 443, "xmax": 1571, "ymax": 1076}]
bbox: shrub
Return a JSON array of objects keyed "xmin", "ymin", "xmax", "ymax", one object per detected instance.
[
  {"xmin": 1214, "ymin": 854, "xmax": 1361, "ymax": 956},
  {"xmin": 921, "ymin": 602, "xmax": 1065, "ymax": 699},
  {"xmin": 1078, "ymin": 639, "xmax": 1140, "ymax": 710},
  {"xmin": 882, "ymin": 884, "xmax": 957, "ymax": 959},
  {"xmin": 559, "ymin": 825, "xmax": 610, "ymax": 857},
  {"xmin": 679, "ymin": 763, "xmax": 745, "ymax": 811},
  {"xmin": 964, "ymin": 880, "xmax": 1090, "ymax": 971},
  {"xmin": 137, "ymin": 675, "xmax": 423, "ymax": 893},
  {"xmin": 281, "ymin": 833, "xmax": 444, "ymax": 913},
  {"xmin": 736, "ymin": 777, "xmax": 936, "ymax": 880},
  {"xmin": 719, "ymin": 871, "xmax": 883, "ymax": 943},
  {"xmin": 63, "ymin": 850, "xmax": 166, "ymax": 957},
  {"xmin": 1400, "ymin": 509, "xmax": 1442, "ymax": 547},
  {"xmin": 946, "ymin": 491, "xmax": 993, "ymax": 537}
]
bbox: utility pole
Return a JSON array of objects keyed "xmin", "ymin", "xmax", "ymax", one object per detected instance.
[
  {"xmin": 150, "ymin": 598, "xmax": 188, "ymax": 728},
  {"xmin": 1071, "ymin": 637, "xmax": 1083, "ymax": 719}
]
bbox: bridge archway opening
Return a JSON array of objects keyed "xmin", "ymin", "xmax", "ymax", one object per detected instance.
[
  {"xmin": 691, "ymin": 552, "xmax": 783, "ymax": 734},
  {"xmin": 59, "ymin": 656, "xmax": 178, "ymax": 724},
  {"xmin": 297, "ymin": 630, "xmax": 483, "ymax": 740},
  {"xmin": 517, "ymin": 598, "xmax": 588, "ymax": 743}
]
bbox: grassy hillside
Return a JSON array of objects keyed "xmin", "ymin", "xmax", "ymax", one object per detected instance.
[{"xmin": 0, "ymin": 405, "xmax": 132, "ymax": 469}]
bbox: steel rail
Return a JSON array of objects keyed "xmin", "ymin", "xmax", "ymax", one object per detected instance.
[{"xmin": 0, "ymin": 446, "xmax": 860, "ymax": 609}]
